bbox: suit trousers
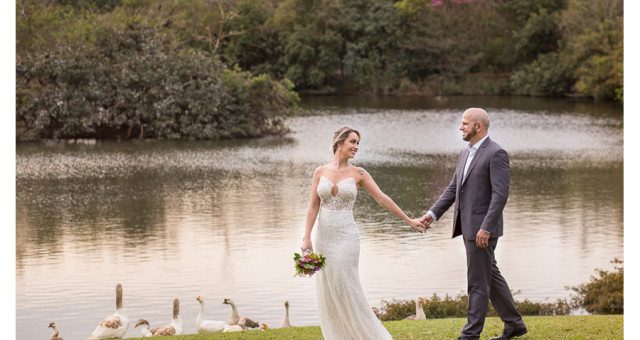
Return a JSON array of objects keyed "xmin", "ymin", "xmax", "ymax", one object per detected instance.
[{"xmin": 460, "ymin": 237, "xmax": 524, "ymax": 339}]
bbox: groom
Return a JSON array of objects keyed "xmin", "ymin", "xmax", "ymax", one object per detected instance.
[{"xmin": 419, "ymin": 108, "xmax": 527, "ymax": 340}]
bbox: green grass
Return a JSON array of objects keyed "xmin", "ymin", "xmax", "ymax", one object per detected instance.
[{"xmin": 123, "ymin": 315, "xmax": 622, "ymax": 339}]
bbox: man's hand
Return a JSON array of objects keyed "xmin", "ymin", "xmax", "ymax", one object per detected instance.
[
  {"xmin": 476, "ymin": 229, "xmax": 490, "ymax": 248},
  {"xmin": 420, "ymin": 213, "xmax": 434, "ymax": 227},
  {"xmin": 409, "ymin": 219, "xmax": 428, "ymax": 233}
]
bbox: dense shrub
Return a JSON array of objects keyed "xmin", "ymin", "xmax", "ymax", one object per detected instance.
[
  {"xmin": 16, "ymin": 24, "xmax": 300, "ymax": 141},
  {"xmin": 380, "ymin": 258, "xmax": 622, "ymax": 321},
  {"xmin": 568, "ymin": 258, "xmax": 623, "ymax": 315},
  {"xmin": 513, "ymin": 297, "xmax": 572, "ymax": 316},
  {"xmin": 379, "ymin": 292, "xmax": 571, "ymax": 321},
  {"xmin": 380, "ymin": 294, "xmax": 468, "ymax": 321},
  {"xmin": 510, "ymin": 51, "xmax": 574, "ymax": 96}
]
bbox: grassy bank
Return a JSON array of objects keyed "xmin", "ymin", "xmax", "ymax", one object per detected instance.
[{"xmin": 123, "ymin": 315, "xmax": 622, "ymax": 339}]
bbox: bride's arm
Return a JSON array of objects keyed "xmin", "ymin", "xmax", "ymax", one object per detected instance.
[
  {"xmin": 301, "ymin": 167, "xmax": 322, "ymax": 251},
  {"xmin": 357, "ymin": 168, "xmax": 426, "ymax": 233}
]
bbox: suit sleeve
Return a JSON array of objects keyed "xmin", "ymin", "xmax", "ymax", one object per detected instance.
[
  {"xmin": 480, "ymin": 148, "xmax": 510, "ymax": 234},
  {"xmin": 429, "ymin": 170, "xmax": 457, "ymax": 219}
]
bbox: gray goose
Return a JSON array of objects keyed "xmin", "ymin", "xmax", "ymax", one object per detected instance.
[
  {"xmin": 48, "ymin": 322, "xmax": 64, "ymax": 340},
  {"xmin": 280, "ymin": 301, "xmax": 295, "ymax": 328},
  {"xmin": 87, "ymin": 283, "xmax": 129, "ymax": 339},
  {"xmin": 134, "ymin": 319, "xmax": 153, "ymax": 337},
  {"xmin": 149, "ymin": 298, "xmax": 184, "ymax": 336}
]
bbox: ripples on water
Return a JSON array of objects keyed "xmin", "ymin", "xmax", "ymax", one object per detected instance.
[{"xmin": 16, "ymin": 96, "xmax": 623, "ymax": 339}]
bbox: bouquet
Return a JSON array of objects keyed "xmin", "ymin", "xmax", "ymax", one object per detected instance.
[{"xmin": 294, "ymin": 250, "xmax": 326, "ymax": 277}]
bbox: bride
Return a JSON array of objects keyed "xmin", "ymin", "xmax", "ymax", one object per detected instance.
[{"xmin": 300, "ymin": 126, "xmax": 426, "ymax": 340}]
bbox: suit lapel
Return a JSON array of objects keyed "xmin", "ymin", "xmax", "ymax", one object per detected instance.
[
  {"xmin": 461, "ymin": 137, "xmax": 490, "ymax": 186},
  {"xmin": 457, "ymin": 148, "xmax": 469, "ymax": 187}
]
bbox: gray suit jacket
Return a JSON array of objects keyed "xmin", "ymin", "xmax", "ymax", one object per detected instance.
[{"xmin": 429, "ymin": 137, "xmax": 510, "ymax": 240}]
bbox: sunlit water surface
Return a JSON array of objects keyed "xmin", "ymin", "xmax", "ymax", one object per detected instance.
[{"xmin": 16, "ymin": 96, "xmax": 622, "ymax": 339}]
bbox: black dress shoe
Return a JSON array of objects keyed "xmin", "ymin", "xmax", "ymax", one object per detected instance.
[{"xmin": 488, "ymin": 327, "xmax": 528, "ymax": 340}]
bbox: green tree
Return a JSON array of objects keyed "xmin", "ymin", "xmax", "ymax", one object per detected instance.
[
  {"xmin": 337, "ymin": 0, "xmax": 396, "ymax": 92},
  {"xmin": 562, "ymin": 0, "xmax": 623, "ymax": 100},
  {"xmin": 496, "ymin": 0, "xmax": 568, "ymax": 66},
  {"xmin": 391, "ymin": 0, "xmax": 494, "ymax": 82},
  {"xmin": 510, "ymin": 0, "xmax": 623, "ymax": 100},
  {"xmin": 171, "ymin": 0, "xmax": 244, "ymax": 56},
  {"xmin": 271, "ymin": 0, "xmax": 344, "ymax": 92},
  {"xmin": 221, "ymin": 0, "xmax": 283, "ymax": 76},
  {"xmin": 512, "ymin": 8, "xmax": 563, "ymax": 64}
]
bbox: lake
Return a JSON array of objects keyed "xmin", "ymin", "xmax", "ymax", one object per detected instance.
[{"xmin": 16, "ymin": 95, "xmax": 623, "ymax": 339}]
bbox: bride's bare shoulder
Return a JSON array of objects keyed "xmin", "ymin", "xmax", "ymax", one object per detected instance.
[
  {"xmin": 353, "ymin": 167, "xmax": 370, "ymax": 181},
  {"xmin": 313, "ymin": 165, "xmax": 331, "ymax": 179}
]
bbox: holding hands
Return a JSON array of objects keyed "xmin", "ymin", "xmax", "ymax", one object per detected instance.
[
  {"xmin": 408, "ymin": 219, "xmax": 429, "ymax": 233},
  {"xmin": 419, "ymin": 213, "xmax": 434, "ymax": 227},
  {"xmin": 407, "ymin": 213, "xmax": 434, "ymax": 234}
]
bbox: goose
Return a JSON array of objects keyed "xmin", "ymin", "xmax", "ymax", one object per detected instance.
[
  {"xmin": 195, "ymin": 296, "xmax": 228, "ymax": 333},
  {"xmin": 88, "ymin": 283, "xmax": 129, "ymax": 339},
  {"xmin": 48, "ymin": 322, "xmax": 64, "ymax": 340},
  {"xmin": 222, "ymin": 324, "xmax": 246, "ymax": 332},
  {"xmin": 403, "ymin": 297, "xmax": 427, "ymax": 320},
  {"xmin": 223, "ymin": 298, "xmax": 262, "ymax": 328},
  {"xmin": 134, "ymin": 319, "xmax": 153, "ymax": 337},
  {"xmin": 223, "ymin": 298, "xmax": 241, "ymax": 325},
  {"xmin": 280, "ymin": 301, "xmax": 295, "ymax": 328},
  {"xmin": 149, "ymin": 298, "xmax": 184, "ymax": 336},
  {"xmin": 238, "ymin": 316, "xmax": 261, "ymax": 329},
  {"xmin": 372, "ymin": 306, "xmax": 382, "ymax": 320}
]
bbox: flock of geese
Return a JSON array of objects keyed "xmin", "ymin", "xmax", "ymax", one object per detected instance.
[
  {"xmin": 47, "ymin": 283, "xmax": 428, "ymax": 339},
  {"xmin": 47, "ymin": 283, "xmax": 296, "ymax": 340}
]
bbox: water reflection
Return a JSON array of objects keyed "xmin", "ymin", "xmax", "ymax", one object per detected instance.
[{"xmin": 16, "ymin": 96, "xmax": 623, "ymax": 339}]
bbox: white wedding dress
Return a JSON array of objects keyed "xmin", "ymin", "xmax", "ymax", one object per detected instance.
[{"xmin": 314, "ymin": 176, "xmax": 392, "ymax": 340}]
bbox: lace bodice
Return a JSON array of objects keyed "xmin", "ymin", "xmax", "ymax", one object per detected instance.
[{"xmin": 317, "ymin": 176, "xmax": 357, "ymax": 211}]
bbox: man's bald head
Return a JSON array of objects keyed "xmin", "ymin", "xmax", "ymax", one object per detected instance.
[
  {"xmin": 460, "ymin": 108, "xmax": 490, "ymax": 144},
  {"xmin": 462, "ymin": 108, "xmax": 490, "ymax": 131}
]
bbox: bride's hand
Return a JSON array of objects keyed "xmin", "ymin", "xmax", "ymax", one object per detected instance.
[
  {"xmin": 409, "ymin": 219, "xmax": 428, "ymax": 233},
  {"xmin": 301, "ymin": 237, "xmax": 313, "ymax": 252}
]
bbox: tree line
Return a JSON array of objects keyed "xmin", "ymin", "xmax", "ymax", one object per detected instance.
[{"xmin": 16, "ymin": 0, "xmax": 623, "ymax": 140}]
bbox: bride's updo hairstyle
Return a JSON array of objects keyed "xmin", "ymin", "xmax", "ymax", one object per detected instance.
[{"xmin": 332, "ymin": 126, "xmax": 361, "ymax": 154}]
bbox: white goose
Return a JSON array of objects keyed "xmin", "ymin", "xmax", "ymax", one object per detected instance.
[
  {"xmin": 48, "ymin": 322, "xmax": 64, "ymax": 340},
  {"xmin": 404, "ymin": 297, "xmax": 427, "ymax": 320},
  {"xmin": 222, "ymin": 324, "xmax": 246, "ymax": 332},
  {"xmin": 88, "ymin": 283, "xmax": 129, "ymax": 339},
  {"xmin": 134, "ymin": 319, "xmax": 153, "ymax": 337},
  {"xmin": 148, "ymin": 298, "xmax": 184, "ymax": 336},
  {"xmin": 280, "ymin": 301, "xmax": 295, "ymax": 328},
  {"xmin": 195, "ymin": 296, "xmax": 228, "ymax": 333}
]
